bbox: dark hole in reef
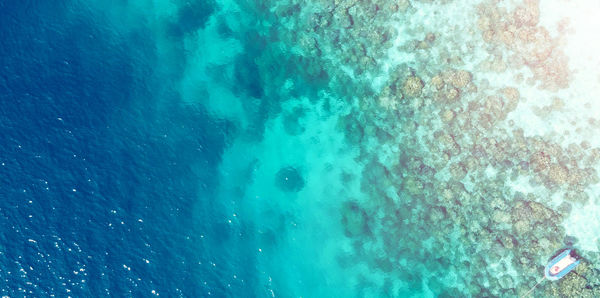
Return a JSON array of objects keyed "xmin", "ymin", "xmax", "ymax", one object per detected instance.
[{"xmin": 275, "ymin": 166, "xmax": 305, "ymax": 192}]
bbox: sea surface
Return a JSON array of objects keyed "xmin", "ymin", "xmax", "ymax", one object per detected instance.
[{"xmin": 2, "ymin": 0, "xmax": 600, "ymax": 297}]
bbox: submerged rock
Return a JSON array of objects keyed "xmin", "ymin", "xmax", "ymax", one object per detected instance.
[
  {"xmin": 275, "ymin": 166, "xmax": 305, "ymax": 192},
  {"xmin": 402, "ymin": 75, "xmax": 424, "ymax": 97}
]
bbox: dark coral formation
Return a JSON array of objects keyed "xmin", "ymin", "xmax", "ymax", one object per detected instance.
[{"xmin": 168, "ymin": 0, "xmax": 217, "ymax": 37}]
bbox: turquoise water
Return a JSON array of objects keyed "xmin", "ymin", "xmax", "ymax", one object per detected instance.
[{"xmin": 4, "ymin": 0, "xmax": 600, "ymax": 296}]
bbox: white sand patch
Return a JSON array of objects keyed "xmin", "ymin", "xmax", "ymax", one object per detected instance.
[
  {"xmin": 563, "ymin": 186, "xmax": 600, "ymax": 251},
  {"xmin": 504, "ymin": 0, "xmax": 600, "ymax": 147},
  {"xmin": 534, "ymin": 0, "xmax": 600, "ymax": 252}
]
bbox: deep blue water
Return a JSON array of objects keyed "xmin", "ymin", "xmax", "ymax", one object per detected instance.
[{"xmin": 0, "ymin": 1, "xmax": 247, "ymax": 296}]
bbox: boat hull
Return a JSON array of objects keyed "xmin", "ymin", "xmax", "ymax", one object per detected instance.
[{"xmin": 544, "ymin": 249, "xmax": 580, "ymax": 281}]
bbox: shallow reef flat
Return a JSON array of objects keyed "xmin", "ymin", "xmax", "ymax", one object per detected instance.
[{"xmin": 217, "ymin": 0, "xmax": 600, "ymax": 296}]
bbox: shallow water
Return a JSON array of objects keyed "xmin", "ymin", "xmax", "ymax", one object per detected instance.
[{"xmin": 2, "ymin": 0, "xmax": 600, "ymax": 296}]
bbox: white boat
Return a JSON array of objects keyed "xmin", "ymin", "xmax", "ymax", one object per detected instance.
[{"xmin": 544, "ymin": 249, "xmax": 581, "ymax": 281}]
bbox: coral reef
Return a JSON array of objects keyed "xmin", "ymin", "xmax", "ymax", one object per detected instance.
[
  {"xmin": 240, "ymin": 0, "xmax": 600, "ymax": 295},
  {"xmin": 402, "ymin": 75, "xmax": 424, "ymax": 98},
  {"xmin": 476, "ymin": 0, "xmax": 570, "ymax": 91}
]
